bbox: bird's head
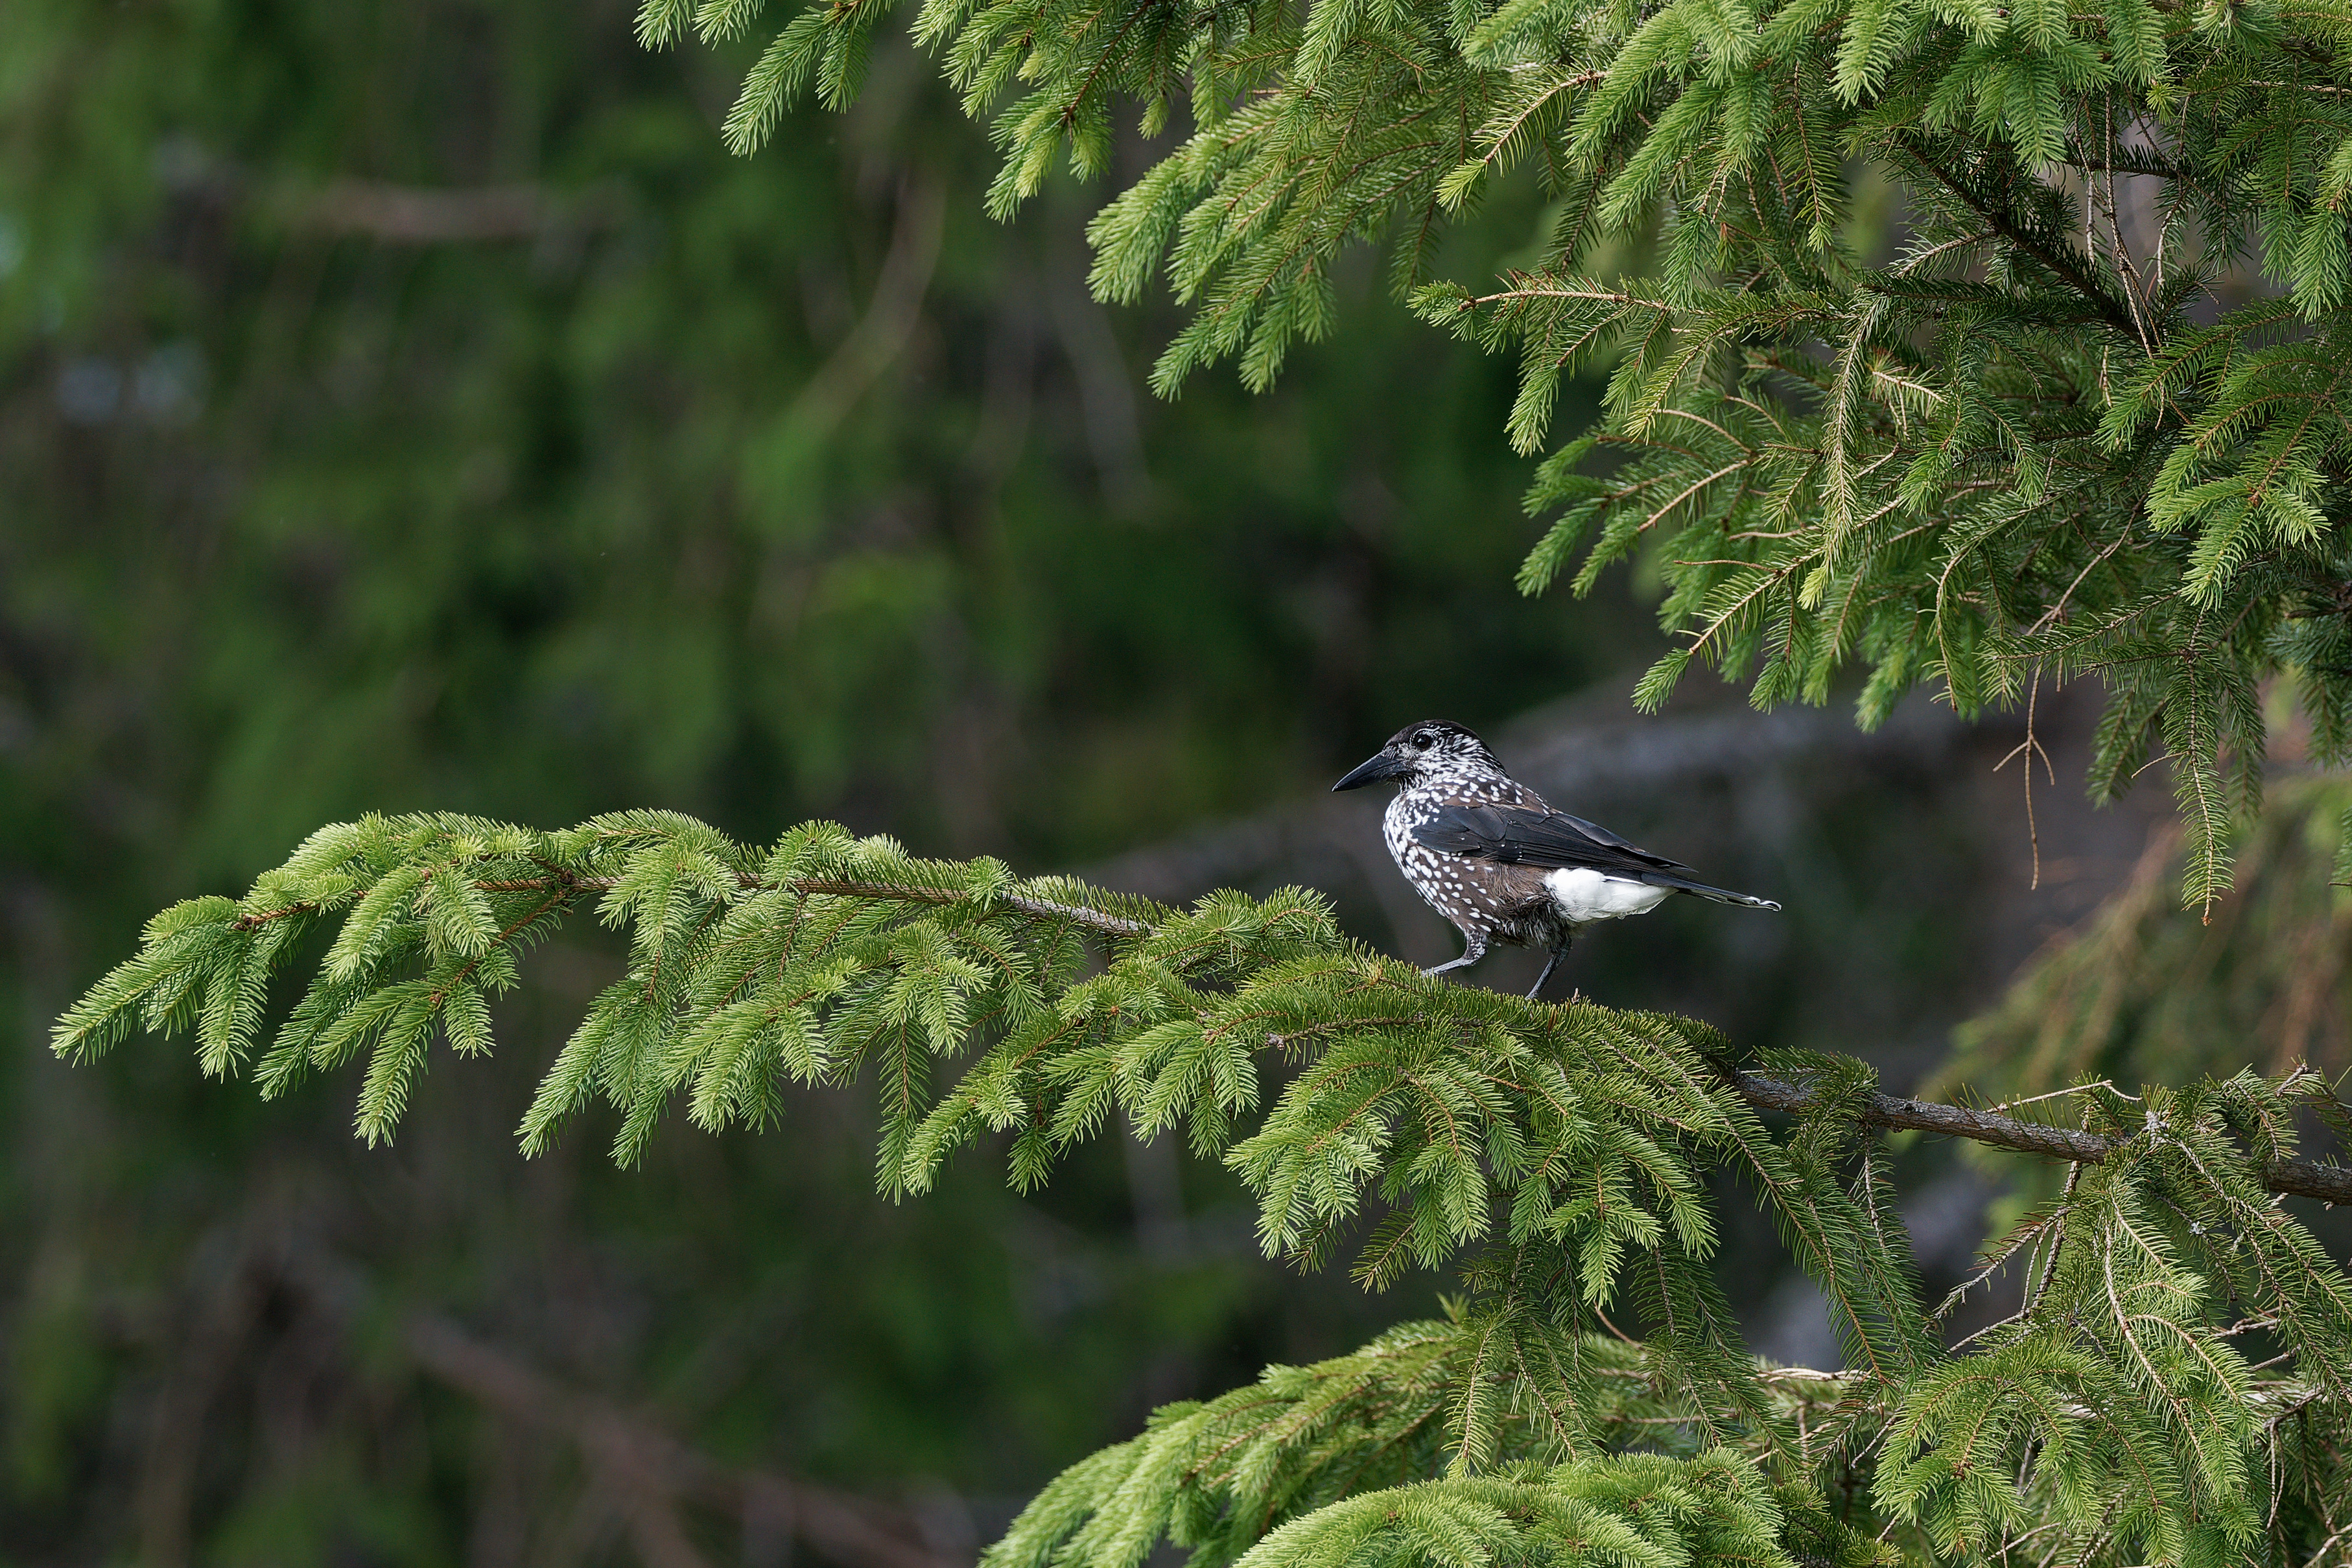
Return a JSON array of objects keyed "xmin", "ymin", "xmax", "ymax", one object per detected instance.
[{"xmin": 1332, "ymin": 721, "xmax": 1505, "ymax": 792}]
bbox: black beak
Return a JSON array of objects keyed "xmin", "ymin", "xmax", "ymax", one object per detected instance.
[{"xmin": 1332, "ymin": 749, "xmax": 1409, "ymax": 792}]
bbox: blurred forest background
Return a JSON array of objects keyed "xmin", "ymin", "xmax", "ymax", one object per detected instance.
[{"xmin": 1, "ymin": 0, "xmax": 2339, "ymax": 1563}]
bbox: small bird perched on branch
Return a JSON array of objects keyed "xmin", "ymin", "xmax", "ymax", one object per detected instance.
[{"xmin": 1333, "ymin": 720, "xmax": 1780, "ymax": 997}]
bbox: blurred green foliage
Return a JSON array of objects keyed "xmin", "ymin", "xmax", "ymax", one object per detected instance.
[
  {"xmin": 1942, "ymin": 769, "xmax": 2352, "ymax": 1101},
  {"xmin": 0, "ymin": 0, "xmax": 2209, "ymax": 1558},
  {"xmin": 0, "ymin": 0, "xmax": 1626, "ymax": 885},
  {"xmin": 0, "ymin": 0, "xmax": 1646, "ymax": 1558}
]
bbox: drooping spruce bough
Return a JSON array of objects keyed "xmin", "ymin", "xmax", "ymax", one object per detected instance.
[
  {"xmin": 57, "ymin": 0, "xmax": 2352, "ymax": 1550},
  {"xmin": 51, "ymin": 813, "xmax": 2352, "ymax": 1563},
  {"xmin": 657, "ymin": 0, "xmax": 2352, "ymax": 911}
]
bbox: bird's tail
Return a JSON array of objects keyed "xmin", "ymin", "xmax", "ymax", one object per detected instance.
[{"xmin": 1639, "ymin": 871, "xmax": 1780, "ymax": 911}]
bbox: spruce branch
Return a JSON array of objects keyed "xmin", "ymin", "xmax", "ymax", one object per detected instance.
[
  {"xmin": 66, "ymin": 809, "xmax": 2352, "ymax": 1199},
  {"xmin": 1892, "ymin": 139, "xmax": 2147, "ymax": 344},
  {"xmin": 232, "ymin": 871, "xmax": 1152, "ymax": 939},
  {"xmin": 646, "ymin": 0, "xmax": 2352, "ymax": 911},
  {"xmin": 61, "ymin": 802, "xmax": 2352, "ymax": 1558},
  {"xmin": 1727, "ymin": 1069, "xmax": 2352, "ymax": 1208}
]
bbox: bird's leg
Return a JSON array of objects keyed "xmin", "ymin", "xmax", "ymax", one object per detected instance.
[
  {"xmin": 1526, "ymin": 936, "xmax": 1571, "ymax": 1000},
  {"xmin": 1422, "ymin": 934, "xmax": 1487, "ymax": 978},
  {"xmin": 1525, "ymin": 952, "xmax": 1560, "ymax": 1000}
]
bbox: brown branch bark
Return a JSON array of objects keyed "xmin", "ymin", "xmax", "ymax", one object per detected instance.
[{"xmin": 1726, "ymin": 1069, "xmax": 2352, "ymax": 1207}]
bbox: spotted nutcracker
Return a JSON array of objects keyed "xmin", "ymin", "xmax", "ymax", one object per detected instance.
[{"xmin": 1332, "ymin": 720, "xmax": 1780, "ymax": 997}]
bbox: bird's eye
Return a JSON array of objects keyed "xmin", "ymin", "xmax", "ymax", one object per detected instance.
[{"xmin": 1411, "ymin": 731, "xmax": 1435, "ymax": 749}]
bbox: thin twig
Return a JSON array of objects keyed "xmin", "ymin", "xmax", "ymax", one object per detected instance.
[
  {"xmin": 1991, "ymin": 664, "xmax": 2057, "ymax": 888},
  {"xmin": 2025, "ymin": 1162, "xmax": 2083, "ymax": 1317},
  {"xmin": 1898, "ymin": 137, "xmax": 2145, "ymax": 340},
  {"xmin": 788, "ymin": 878, "xmax": 1153, "ymax": 937}
]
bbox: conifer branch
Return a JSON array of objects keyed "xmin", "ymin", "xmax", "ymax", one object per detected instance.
[
  {"xmin": 789, "ymin": 878, "xmax": 1152, "ymax": 936},
  {"xmin": 235, "ymin": 872, "xmax": 1153, "ymax": 939},
  {"xmin": 84, "ymin": 813, "xmax": 2352, "ymax": 1206},
  {"xmin": 1893, "ymin": 139, "xmax": 2145, "ymax": 342},
  {"xmin": 1726, "ymin": 1070, "xmax": 2352, "ymax": 1207},
  {"xmin": 64, "ymin": 799, "xmax": 2352, "ymax": 1557},
  {"xmin": 662, "ymin": 0, "xmax": 2352, "ymax": 919}
]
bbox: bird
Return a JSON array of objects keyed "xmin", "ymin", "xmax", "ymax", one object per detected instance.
[{"xmin": 1332, "ymin": 720, "xmax": 1780, "ymax": 998}]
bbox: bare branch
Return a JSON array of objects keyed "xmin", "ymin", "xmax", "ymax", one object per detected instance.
[
  {"xmin": 401, "ymin": 1314, "xmax": 958, "ymax": 1568},
  {"xmin": 1726, "ymin": 1069, "xmax": 2352, "ymax": 1206},
  {"xmin": 296, "ymin": 180, "xmax": 610, "ymax": 242}
]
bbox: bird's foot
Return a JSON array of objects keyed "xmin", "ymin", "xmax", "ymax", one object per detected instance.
[{"xmin": 1526, "ymin": 948, "xmax": 1568, "ymax": 999}]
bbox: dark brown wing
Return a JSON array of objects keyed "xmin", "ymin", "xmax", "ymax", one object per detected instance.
[
  {"xmin": 1411, "ymin": 804, "xmax": 1780, "ymax": 910},
  {"xmin": 1411, "ymin": 804, "xmax": 1688, "ymax": 872}
]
